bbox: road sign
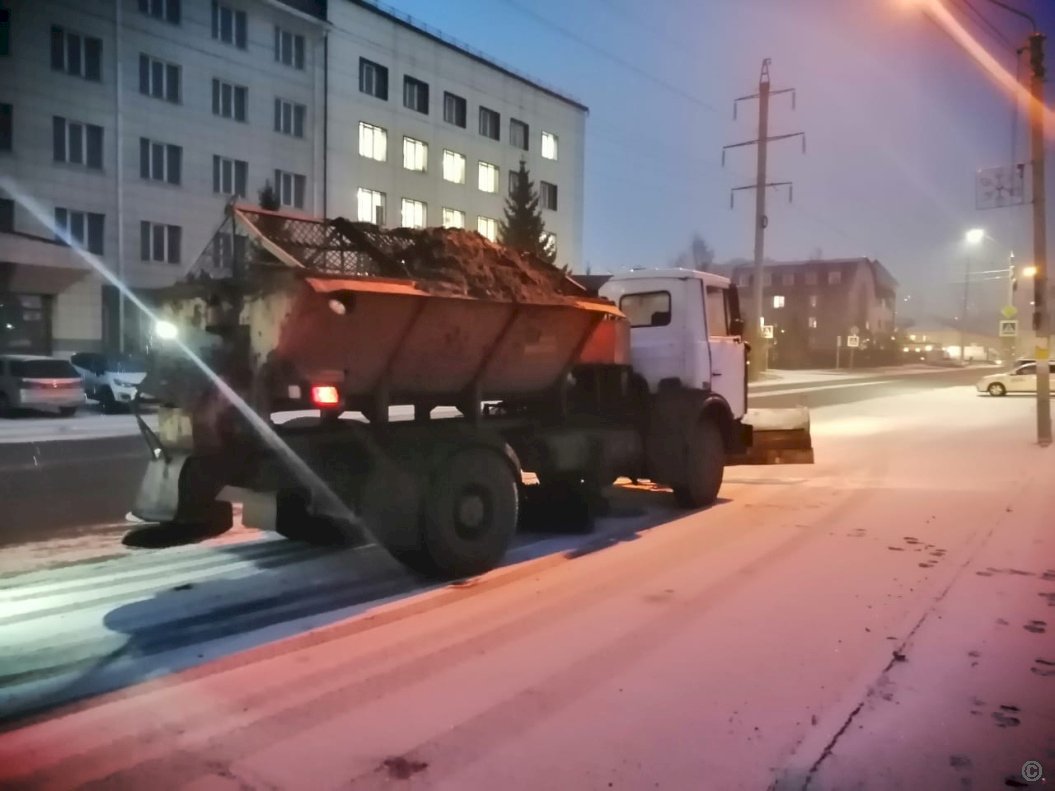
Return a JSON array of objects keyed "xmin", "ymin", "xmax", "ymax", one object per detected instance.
[
  {"xmin": 762, "ymin": 325, "xmax": 774, "ymax": 340},
  {"xmin": 1001, "ymin": 304, "xmax": 1018, "ymax": 320},
  {"xmin": 976, "ymin": 164, "xmax": 1026, "ymax": 210},
  {"xmin": 999, "ymin": 320, "xmax": 1018, "ymax": 338},
  {"xmin": 846, "ymin": 335, "xmax": 860, "ymax": 348}
]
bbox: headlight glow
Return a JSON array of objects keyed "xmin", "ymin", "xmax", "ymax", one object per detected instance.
[{"xmin": 155, "ymin": 320, "xmax": 179, "ymax": 340}]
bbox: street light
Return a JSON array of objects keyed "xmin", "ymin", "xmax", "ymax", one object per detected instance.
[
  {"xmin": 966, "ymin": 228, "xmax": 985, "ymax": 245},
  {"xmin": 959, "ymin": 229, "xmax": 986, "ymax": 363},
  {"xmin": 1022, "ymin": 265, "xmax": 1038, "ymax": 278}
]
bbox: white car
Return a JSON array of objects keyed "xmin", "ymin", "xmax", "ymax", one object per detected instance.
[
  {"xmin": 70, "ymin": 352, "xmax": 149, "ymax": 413},
  {"xmin": 977, "ymin": 362, "xmax": 1042, "ymax": 396}
]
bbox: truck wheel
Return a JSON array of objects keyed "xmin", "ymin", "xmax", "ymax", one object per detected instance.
[
  {"xmin": 275, "ymin": 489, "xmax": 346, "ymax": 546},
  {"xmin": 414, "ymin": 446, "xmax": 518, "ymax": 579},
  {"xmin": 142, "ymin": 501, "xmax": 234, "ymax": 545},
  {"xmin": 673, "ymin": 419, "xmax": 725, "ymax": 509}
]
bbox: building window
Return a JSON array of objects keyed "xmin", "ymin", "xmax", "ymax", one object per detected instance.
[
  {"xmin": 478, "ymin": 162, "xmax": 498, "ymax": 193},
  {"xmin": 542, "ymin": 231, "xmax": 557, "ymax": 256},
  {"xmin": 508, "ymin": 168, "xmax": 524, "ymax": 196},
  {"xmin": 403, "ymin": 76, "xmax": 429, "ymax": 114},
  {"xmin": 541, "ymin": 131, "xmax": 558, "ymax": 160},
  {"xmin": 51, "ymin": 27, "xmax": 102, "ymax": 81},
  {"xmin": 443, "ymin": 92, "xmax": 466, "ymax": 128},
  {"xmin": 401, "ymin": 198, "xmax": 426, "ymax": 229},
  {"xmin": 737, "ymin": 274, "xmax": 750, "ymax": 288},
  {"xmin": 0, "ymin": 8, "xmax": 9, "ymax": 57},
  {"xmin": 139, "ymin": 54, "xmax": 181, "ymax": 102},
  {"xmin": 53, "ymin": 117, "xmax": 104, "ymax": 169},
  {"xmin": 358, "ymin": 122, "xmax": 386, "ymax": 162},
  {"xmin": 442, "ymin": 208, "xmax": 465, "ymax": 229},
  {"xmin": 274, "ymin": 169, "xmax": 306, "ymax": 209},
  {"xmin": 828, "ymin": 270, "xmax": 842, "ymax": 285},
  {"xmin": 54, "ymin": 208, "xmax": 104, "ymax": 255},
  {"xmin": 763, "ymin": 273, "xmax": 773, "ymax": 287},
  {"xmin": 359, "ymin": 58, "xmax": 388, "ymax": 100},
  {"xmin": 140, "ymin": 221, "xmax": 181, "ymax": 264},
  {"xmin": 477, "ymin": 216, "xmax": 497, "ymax": 242},
  {"xmin": 772, "ymin": 295, "xmax": 785, "ymax": 309},
  {"xmin": 212, "ymin": 155, "xmax": 247, "ymax": 196},
  {"xmin": 479, "ymin": 107, "xmax": 499, "ymax": 141},
  {"xmin": 274, "ymin": 98, "xmax": 306, "ymax": 138},
  {"xmin": 212, "ymin": 2, "xmax": 247, "ymax": 48},
  {"xmin": 782, "ymin": 272, "xmax": 795, "ymax": 286},
  {"xmin": 274, "ymin": 26, "xmax": 304, "ymax": 69},
  {"xmin": 212, "ymin": 79, "xmax": 247, "ymax": 121},
  {"xmin": 139, "ymin": 138, "xmax": 181, "ymax": 185},
  {"xmin": 0, "ymin": 198, "xmax": 13, "ymax": 232},
  {"xmin": 139, "ymin": 0, "xmax": 181, "ymax": 25},
  {"xmin": 805, "ymin": 270, "xmax": 819, "ymax": 285},
  {"xmin": 402, "ymin": 137, "xmax": 427, "ymax": 172},
  {"xmin": 0, "ymin": 103, "xmax": 11, "ymax": 152},
  {"xmin": 510, "ymin": 118, "xmax": 529, "ymax": 151},
  {"xmin": 809, "ymin": 294, "xmax": 818, "ymax": 308},
  {"xmin": 442, "ymin": 150, "xmax": 465, "ymax": 184},
  {"xmin": 808, "ymin": 316, "xmax": 818, "ymax": 329},
  {"xmin": 356, "ymin": 188, "xmax": 385, "ymax": 225},
  {"xmin": 540, "ymin": 181, "xmax": 558, "ymax": 211}
]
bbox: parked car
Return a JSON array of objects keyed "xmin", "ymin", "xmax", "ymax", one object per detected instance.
[
  {"xmin": 0, "ymin": 355, "xmax": 86, "ymax": 416},
  {"xmin": 976, "ymin": 362, "xmax": 1043, "ymax": 396},
  {"xmin": 70, "ymin": 352, "xmax": 149, "ymax": 413}
]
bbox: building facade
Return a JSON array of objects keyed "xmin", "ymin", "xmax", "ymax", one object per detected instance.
[
  {"xmin": 726, "ymin": 258, "xmax": 898, "ymax": 368},
  {"xmin": 0, "ymin": 0, "xmax": 586, "ymax": 356}
]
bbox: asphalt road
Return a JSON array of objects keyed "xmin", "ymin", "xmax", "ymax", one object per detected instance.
[{"xmin": 0, "ymin": 366, "xmax": 993, "ymax": 547}]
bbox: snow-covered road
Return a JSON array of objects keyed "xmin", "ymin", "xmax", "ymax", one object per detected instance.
[{"xmin": 1, "ymin": 386, "xmax": 1052, "ymax": 790}]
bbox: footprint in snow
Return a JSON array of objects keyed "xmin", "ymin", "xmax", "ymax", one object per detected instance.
[
  {"xmin": 1031, "ymin": 658, "xmax": 1055, "ymax": 677},
  {"xmin": 1025, "ymin": 620, "xmax": 1048, "ymax": 634}
]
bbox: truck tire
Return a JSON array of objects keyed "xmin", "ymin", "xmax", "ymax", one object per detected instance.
[
  {"xmin": 673, "ymin": 418, "xmax": 725, "ymax": 509},
  {"xmin": 134, "ymin": 501, "xmax": 234, "ymax": 546},
  {"xmin": 99, "ymin": 387, "xmax": 119, "ymax": 414},
  {"xmin": 412, "ymin": 446, "xmax": 518, "ymax": 579}
]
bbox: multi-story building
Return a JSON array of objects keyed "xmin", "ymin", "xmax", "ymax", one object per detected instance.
[
  {"xmin": 0, "ymin": 0, "xmax": 586, "ymax": 356},
  {"xmin": 725, "ymin": 258, "xmax": 898, "ymax": 368}
]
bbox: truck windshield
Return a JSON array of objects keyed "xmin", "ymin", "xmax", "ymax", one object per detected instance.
[{"xmin": 619, "ymin": 292, "xmax": 671, "ymax": 328}]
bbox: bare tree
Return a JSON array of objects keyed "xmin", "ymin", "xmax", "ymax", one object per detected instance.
[{"xmin": 673, "ymin": 233, "xmax": 716, "ymax": 272}]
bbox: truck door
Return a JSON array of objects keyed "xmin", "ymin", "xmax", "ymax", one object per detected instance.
[{"xmin": 703, "ymin": 283, "xmax": 746, "ymax": 416}]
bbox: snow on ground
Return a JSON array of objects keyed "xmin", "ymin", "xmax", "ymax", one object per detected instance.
[
  {"xmin": 0, "ymin": 410, "xmax": 158, "ymax": 444},
  {"xmin": 1, "ymin": 385, "xmax": 1051, "ymax": 790}
]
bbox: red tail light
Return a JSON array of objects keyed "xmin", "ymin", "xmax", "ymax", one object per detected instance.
[{"xmin": 310, "ymin": 385, "xmax": 341, "ymax": 407}]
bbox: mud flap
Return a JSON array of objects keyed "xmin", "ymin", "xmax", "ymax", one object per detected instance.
[{"xmin": 728, "ymin": 407, "xmax": 814, "ymax": 465}]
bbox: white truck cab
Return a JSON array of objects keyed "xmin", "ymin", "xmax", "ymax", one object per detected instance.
[{"xmin": 599, "ymin": 269, "xmax": 747, "ymax": 418}]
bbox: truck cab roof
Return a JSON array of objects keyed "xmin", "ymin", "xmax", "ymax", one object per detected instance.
[{"xmin": 607, "ymin": 268, "xmax": 732, "ymax": 289}]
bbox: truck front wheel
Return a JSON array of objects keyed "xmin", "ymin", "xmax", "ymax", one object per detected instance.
[
  {"xmin": 416, "ymin": 446, "xmax": 518, "ymax": 579},
  {"xmin": 673, "ymin": 419, "xmax": 725, "ymax": 509}
]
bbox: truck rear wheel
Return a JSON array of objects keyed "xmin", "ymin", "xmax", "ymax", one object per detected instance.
[
  {"xmin": 411, "ymin": 446, "xmax": 518, "ymax": 579},
  {"xmin": 673, "ymin": 419, "xmax": 725, "ymax": 509}
]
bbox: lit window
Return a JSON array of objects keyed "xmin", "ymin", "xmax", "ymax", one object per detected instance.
[
  {"xmin": 358, "ymin": 122, "xmax": 387, "ymax": 162},
  {"xmin": 772, "ymin": 295, "xmax": 785, "ymax": 308},
  {"xmin": 442, "ymin": 150, "xmax": 465, "ymax": 184},
  {"xmin": 442, "ymin": 208, "xmax": 465, "ymax": 229},
  {"xmin": 401, "ymin": 198, "xmax": 426, "ymax": 229},
  {"xmin": 478, "ymin": 161, "xmax": 498, "ymax": 193},
  {"xmin": 477, "ymin": 216, "xmax": 497, "ymax": 242},
  {"xmin": 541, "ymin": 131, "xmax": 558, "ymax": 160},
  {"xmin": 403, "ymin": 137, "xmax": 427, "ymax": 172},
  {"xmin": 357, "ymin": 188, "xmax": 385, "ymax": 225},
  {"xmin": 808, "ymin": 316, "xmax": 817, "ymax": 329}
]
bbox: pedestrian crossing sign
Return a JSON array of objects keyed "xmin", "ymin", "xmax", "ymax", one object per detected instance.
[{"xmin": 999, "ymin": 320, "xmax": 1018, "ymax": 337}]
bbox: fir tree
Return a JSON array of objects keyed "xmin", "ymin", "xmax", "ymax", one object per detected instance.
[{"xmin": 499, "ymin": 160, "xmax": 556, "ymax": 265}]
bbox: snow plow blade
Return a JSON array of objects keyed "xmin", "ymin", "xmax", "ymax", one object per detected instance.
[{"xmin": 730, "ymin": 407, "xmax": 814, "ymax": 465}]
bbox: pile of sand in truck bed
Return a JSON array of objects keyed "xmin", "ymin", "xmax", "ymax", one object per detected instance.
[{"xmin": 381, "ymin": 227, "xmax": 584, "ymax": 304}]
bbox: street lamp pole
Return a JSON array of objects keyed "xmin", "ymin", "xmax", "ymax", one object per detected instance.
[{"xmin": 1027, "ymin": 30, "xmax": 1050, "ymax": 445}]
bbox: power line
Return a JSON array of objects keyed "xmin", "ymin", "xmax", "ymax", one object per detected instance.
[
  {"xmin": 496, "ymin": 0, "xmax": 719, "ymax": 114},
  {"xmin": 953, "ymin": 0, "xmax": 1018, "ymax": 51}
]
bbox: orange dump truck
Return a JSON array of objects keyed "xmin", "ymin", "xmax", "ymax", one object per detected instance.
[{"xmin": 132, "ymin": 206, "xmax": 811, "ymax": 577}]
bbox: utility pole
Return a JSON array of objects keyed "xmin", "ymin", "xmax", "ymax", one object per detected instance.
[
  {"xmin": 961, "ymin": 252, "xmax": 971, "ymax": 363},
  {"xmin": 1027, "ymin": 31, "xmax": 1050, "ymax": 446},
  {"xmin": 723, "ymin": 59, "xmax": 805, "ymax": 379}
]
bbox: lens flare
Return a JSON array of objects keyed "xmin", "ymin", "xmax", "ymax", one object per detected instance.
[{"xmin": 0, "ymin": 176, "xmax": 366, "ymax": 533}]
